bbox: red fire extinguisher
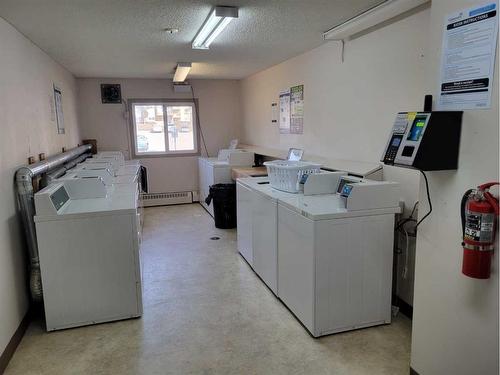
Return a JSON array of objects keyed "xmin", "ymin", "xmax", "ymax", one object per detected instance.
[{"xmin": 461, "ymin": 182, "xmax": 499, "ymax": 279}]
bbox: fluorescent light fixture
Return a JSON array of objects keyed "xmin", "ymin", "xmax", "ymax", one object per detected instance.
[
  {"xmin": 173, "ymin": 62, "xmax": 192, "ymax": 82},
  {"xmin": 323, "ymin": 0, "xmax": 429, "ymax": 40},
  {"xmin": 192, "ymin": 6, "xmax": 239, "ymax": 50}
]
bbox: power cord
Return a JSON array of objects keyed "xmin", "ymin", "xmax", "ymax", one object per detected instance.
[
  {"xmin": 190, "ymin": 85, "xmax": 210, "ymax": 157},
  {"xmin": 395, "ymin": 201, "xmax": 419, "ymax": 231},
  {"xmin": 402, "ymin": 226, "xmax": 409, "ymax": 279},
  {"xmin": 395, "ymin": 201, "xmax": 418, "ymax": 280},
  {"xmin": 415, "ymin": 170, "xmax": 432, "ymax": 228}
]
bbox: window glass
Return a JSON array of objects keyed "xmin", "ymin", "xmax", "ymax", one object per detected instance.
[
  {"xmin": 166, "ymin": 106, "xmax": 195, "ymax": 151},
  {"xmin": 131, "ymin": 102, "xmax": 197, "ymax": 156},
  {"xmin": 133, "ymin": 105, "xmax": 166, "ymax": 153}
]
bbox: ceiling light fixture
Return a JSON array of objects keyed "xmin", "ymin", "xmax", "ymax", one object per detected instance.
[
  {"xmin": 173, "ymin": 62, "xmax": 192, "ymax": 82},
  {"xmin": 192, "ymin": 6, "xmax": 239, "ymax": 50},
  {"xmin": 322, "ymin": 0, "xmax": 428, "ymax": 40},
  {"xmin": 165, "ymin": 28, "xmax": 179, "ymax": 34}
]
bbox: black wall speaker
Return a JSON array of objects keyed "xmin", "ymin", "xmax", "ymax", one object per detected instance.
[{"xmin": 101, "ymin": 84, "xmax": 122, "ymax": 104}]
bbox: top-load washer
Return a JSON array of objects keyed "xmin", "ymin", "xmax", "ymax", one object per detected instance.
[
  {"xmin": 76, "ymin": 159, "xmax": 141, "ymax": 177},
  {"xmin": 276, "ymin": 176, "xmax": 400, "ymax": 337},
  {"xmin": 54, "ymin": 166, "xmax": 144, "ymax": 236},
  {"xmin": 34, "ymin": 178, "xmax": 143, "ymax": 331},
  {"xmin": 237, "ymin": 173, "xmax": 401, "ymax": 337},
  {"xmin": 236, "ymin": 177, "xmax": 292, "ymax": 295},
  {"xmin": 199, "ymin": 149, "xmax": 254, "ymax": 217},
  {"xmin": 93, "ymin": 151, "xmax": 141, "ymax": 167},
  {"xmin": 72, "ymin": 154, "xmax": 145, "ymax": 192}
]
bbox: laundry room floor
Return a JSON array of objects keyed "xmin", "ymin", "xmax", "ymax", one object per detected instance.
[{"xmin": 5, "ymin": 204, "xmax": 412, "ymax": 375}]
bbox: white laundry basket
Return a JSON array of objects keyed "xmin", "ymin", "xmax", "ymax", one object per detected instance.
[{"xmin": 264, "ymin": 160, "xmax": 322, "ymax": 193}]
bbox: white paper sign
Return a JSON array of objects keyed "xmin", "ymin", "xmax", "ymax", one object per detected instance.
[
  {"xmin": 279, "ymin": 89, "xmax": 290, "ymax": 134},
  {"xmin": 437, "ymin": 2, "xmax": 498, "ymax": 110},
  {"xmin": 290, "ymin": 85, "xmax": 304, "ymax": 134},
  {"xmin": 54, "ymin": 85, "xmax": 65, "ymax": 134}
]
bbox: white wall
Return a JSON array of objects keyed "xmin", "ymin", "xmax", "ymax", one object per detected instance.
[
  {"xmin": 0, "ymin": 17, "xmax": 81, "ymax": 354},
  {"xmin": 240, "ymin": 7, "xmax": 431, "ymax": 304},
  {"xmin": 410, "ymin": 1, "xmax": 499, "ymax": 374},
  {"xmin": 77, "ymin": 78, "xmax": 241, "ymax": 193}
]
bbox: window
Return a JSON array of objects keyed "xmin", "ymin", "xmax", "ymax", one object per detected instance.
[{"xmin": 130, "ymin": 101, "xmax": 198, "ymax": 157}]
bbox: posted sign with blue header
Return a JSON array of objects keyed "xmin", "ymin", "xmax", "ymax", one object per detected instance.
[{"xmin": 437, "ymin": 2, "xmax": 498, "ymax": 110}]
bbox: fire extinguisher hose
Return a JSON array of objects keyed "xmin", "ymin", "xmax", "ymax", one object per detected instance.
[{"xmin": 460, "ymin": 189, "xmax": 474, "ymax": 239}]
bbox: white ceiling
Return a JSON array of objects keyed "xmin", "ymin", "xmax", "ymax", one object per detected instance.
[{"xmin": 0, "ymin": 0, "xmax": 385, "ymax": 79}]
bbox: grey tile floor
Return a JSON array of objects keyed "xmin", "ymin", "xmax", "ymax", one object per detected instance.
[{"xmin": 5, "ymin": 204, "xmax": 411, "ymax": 375}]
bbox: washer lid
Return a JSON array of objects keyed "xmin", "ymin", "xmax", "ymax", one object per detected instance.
[
  {"xmin": 116, "ymin": 165, "xmax": 140, "ymax": 176},
  {"xmin": 278, "ymin": 193, "xmax": 399, "ymax": 220},
  {"xmin": 237, "ymin": 177, "xmax": 289, "ymax": 201}
]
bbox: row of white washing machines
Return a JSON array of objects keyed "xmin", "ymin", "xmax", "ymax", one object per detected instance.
[
  {"xmin": 34, "ymin": 151, "xmax": 144, "ymax": 331},
  {"xmin": 237, "ymin": 172, "xmax": 401, "ymax": 337}
]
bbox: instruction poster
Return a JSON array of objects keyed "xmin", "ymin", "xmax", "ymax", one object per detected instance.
[
  {"xmin": 279, "ymin": 89, "xmax": 291, "ymax": 134},
  {"xmin": 279, "ymin": 85, "xmax": 304, "ymax": 134},
  {"xmin": 437, "ymin": 2, "xmax": 498, "ymax": 110},
  {"xmin": 290, "ymin": 85, "xmax": 304, "ymax": 134}
]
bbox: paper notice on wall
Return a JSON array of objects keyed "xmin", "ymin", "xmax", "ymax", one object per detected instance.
[
  {"xmin": 54, "ymin": 85, "xmax": 65, "ymax": 134},
  {"xmin": 290, "ymin": 85, "xmax": 304, "ymax": 134},
  {"xmin": 437, "ymin": 2, "xmax": 498, "ymax": 110},
  {"xmin": 279, "ymin": 89, "xmax": 291, "ymax": 134}
]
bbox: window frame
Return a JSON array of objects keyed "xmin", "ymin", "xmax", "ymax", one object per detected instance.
[{"xmin": 128, "ymin": 98, "xmax": 200, "ymax": 158}]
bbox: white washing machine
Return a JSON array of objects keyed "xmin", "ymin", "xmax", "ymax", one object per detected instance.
[
  {"xmin": 34, "ymin": 178, "xmax": 143, "ymax": 331},
  {"xmin": 236, "ymin": 177, "xmax": 292, "ymax": 295},
  {"xmin": 93, "ymin": 151, "xmax": 141, "ymax": 167},
  {"xmin": 237, "ymin": 173, "xmax": 401, "ymax": 337},
  {"xmin": 198, "ymin": 149, "xmax": 254, "ymax": 217},
  {"xmin": 55, "ymin": 168, "xmax": 144, "ymax": 239},
  {"xmin": 58, "ymin": 168, "xmax": 138, "ymax": 191},
  {"xmin": 76, "ymin": 155, "xmax": 141, "ymax": 177},
  {"xmin": 277, "ymin": 176, "xmax": 400, "ymax": 337},
  {"xmin": 237, "ymin": 173, "xmax": 346, "ymax": 295},
  {"xmin": 72, "ymin": 156, "xmax": 144, "ymax": 195}
]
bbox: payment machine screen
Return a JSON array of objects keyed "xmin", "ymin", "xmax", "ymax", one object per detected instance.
[
  {"xmin": 407, "ymin": 116, "xmax": 427, "ymax": 141},
  {"xmin": 337, "ymin": 178, "xmax": 359, "ymax": 194},
  {"xmin": 341, "ymin": 184, "xmax": 353, "ymax": 197}
]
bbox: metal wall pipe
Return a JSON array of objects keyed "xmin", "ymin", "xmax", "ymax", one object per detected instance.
[
  {"xmin": 40, "ymin": 153, "xmax": 91, "ymax": 188},
  {"xmin": 15, "ymin": 144, "xmax": 92, "ymax": 301}
]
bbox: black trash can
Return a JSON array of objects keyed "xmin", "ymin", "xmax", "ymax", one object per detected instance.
[{"xmin": 205, "ymin": 183, "xmax": 237, "ymax": 229}]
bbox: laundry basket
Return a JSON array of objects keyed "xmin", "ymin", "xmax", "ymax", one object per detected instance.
[{"xmin": 264, "ymin": 160, "xmax": 322, "ymax": 193}]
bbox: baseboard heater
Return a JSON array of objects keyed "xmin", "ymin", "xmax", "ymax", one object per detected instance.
[{"xmin": 141, "ymin": 191, "xmax": 193, "ymax": 207}]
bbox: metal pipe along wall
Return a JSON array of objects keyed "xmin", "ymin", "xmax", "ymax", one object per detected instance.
[{"xmin": 15, "ymin": 144, "xmax": 92, "ymax": 301}]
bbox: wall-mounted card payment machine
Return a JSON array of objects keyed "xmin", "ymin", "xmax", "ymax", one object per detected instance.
[{"xmin": 382, "ymin": 111, "xmax": 463, "ymax": 171}]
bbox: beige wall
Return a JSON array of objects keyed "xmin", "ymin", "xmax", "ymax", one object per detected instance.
[
  {"xmin": 240, "ymin": 8, "xmax": 430, "ymax": 164},
  {"xmin": 240, "ymin": 7, "xmax": 431, "ymax": 305},
  {"xmin": 240, "ymin": 1, "xmax": 499, "ymax": 373},
  {"xmin": 411, "ymin": 1, "xmax": 499, "ymax": 374},
  {"xmin": 77, "ymin": 78, "xmax": 241, "ymax": 193},
  {"xmin": 0, "ymin": 17, "xmax": 81, "ymax": 354}
]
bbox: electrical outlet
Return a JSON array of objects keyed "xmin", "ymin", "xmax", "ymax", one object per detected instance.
[{"xmin": 399, "ymin": 200, "xmax": 405, "ymax": 214}]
